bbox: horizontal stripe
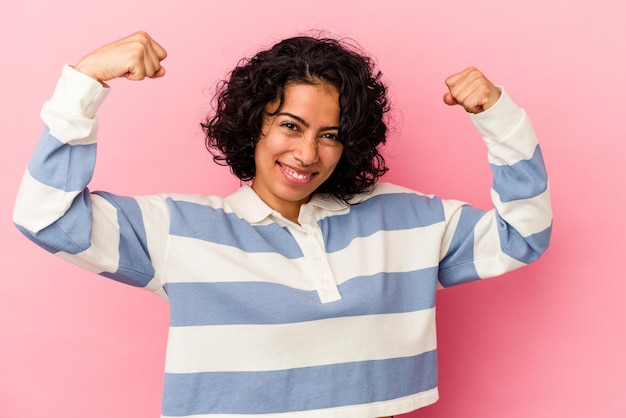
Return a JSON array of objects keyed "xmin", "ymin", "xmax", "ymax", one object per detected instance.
[
  {"xmin": 165, "ymin": 268, "xmax": 437, "ymax": 327},
  {"xmin": 165, "ymin": 309, "xmax": 436, "ymax": 373},
  {"xmin": 162, "ymin": 351, "xmax": 438, "ymax": 416},
  {"xmin": 321, "ymin": 192, "xmax": 445, "ymax": 253},
  {"xmin": 159, "ymin": 390, "xmax": 439, "ymax": 418},
  {"xmin": 164, "ymin": 235, "xmax": 309, "ymax": 286},
  {"xmin": 168, "ymin": 199, "xmax": 303, "ymax": 258},
  {"xmin": 28, "ymin": 128, "xmax": 96, "ymax": 192},
  {"xmin": 329, "ymin": 225, "xmax": 444, "ymax": 284},
  {"xmin": 164, "ymin": 215, "xmax": 443, "ymax": 289},
  {"xmin": 491, "ymin": 145, "xmax": 548, "ymax": 202}
]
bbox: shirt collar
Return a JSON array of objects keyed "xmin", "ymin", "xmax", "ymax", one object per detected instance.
[
  {"xmin": 225, "ymin": 185, "xmax": 348, "ymax": 224},
  {"xmin": 308, "ymin": 192, "xmax": 349, "ymax": 212},
  {"xmin": 225, "ymin": 185, "xmax": 273, "ymax": 224}
]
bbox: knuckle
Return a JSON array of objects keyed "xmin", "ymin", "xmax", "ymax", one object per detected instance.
[
  {"xmin": 128, "ymin": 32, "xmax": 151, "ymax": 49},
  {"xmin": 132, "ymin": 30, "xmax": 149, "ymax": 39}
]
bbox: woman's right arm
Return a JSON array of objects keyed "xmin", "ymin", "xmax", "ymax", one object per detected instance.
[{"xmin": 13, "ymin": 33, "xmax": 170, "ymax": 296}]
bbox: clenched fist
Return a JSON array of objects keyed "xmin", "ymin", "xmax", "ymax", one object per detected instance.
[
  {"xmin": 74, "ymin": 31, "xmax": 167, "ymax": 83},
  {"xmin": 443, "ymin": 67, "xmax": 501, "ymax": 114}
]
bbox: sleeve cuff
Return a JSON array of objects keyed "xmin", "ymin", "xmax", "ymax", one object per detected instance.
[
  {"xmin": 39, "ymin": 65, "xmax": 110, "ymax": 145},
  {"xmin": 47, "ymin": 65, "xmax": 110, "ymax": 119},
  {"xmin": 468, "ymin": 87, "xmax": 526, "ymax": 144}
]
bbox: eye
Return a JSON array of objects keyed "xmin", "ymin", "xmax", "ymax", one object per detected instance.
[
  {"xmin": 281, "ymin": 122, "xmax": 298, "ymax": 131},
  {"xmin": 319, "ymin": 132, "xmax": 341, "ymax": 146}
]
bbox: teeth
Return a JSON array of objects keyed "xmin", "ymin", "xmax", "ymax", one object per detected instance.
[{"xmin": 283, "ymin": 165, "xmax": 312, "ymax": 180}]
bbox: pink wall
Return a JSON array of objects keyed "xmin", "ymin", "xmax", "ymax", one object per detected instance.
[{"xmin": 2, "ymin": 1, "xmax": 624, "ymax": 417}]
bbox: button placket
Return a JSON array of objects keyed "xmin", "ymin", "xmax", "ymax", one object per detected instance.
[{"xmin": 291, "ymin": 212, "xmax": 341, "ymax": 303}]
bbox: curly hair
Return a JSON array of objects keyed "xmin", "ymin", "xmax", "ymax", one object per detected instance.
[{"xmin": 202, "ymin": 35, "xmax": 390, "ymax": 200}]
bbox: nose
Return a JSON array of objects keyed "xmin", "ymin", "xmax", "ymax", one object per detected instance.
[{"xmin": 293, "ymin": 134, "xmax": 319, "ymax": 166}]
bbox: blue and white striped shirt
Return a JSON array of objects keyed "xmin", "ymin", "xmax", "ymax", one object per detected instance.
[{"xmin": 14, "ymin": 66, "xmax": 552, "ymax": 417}]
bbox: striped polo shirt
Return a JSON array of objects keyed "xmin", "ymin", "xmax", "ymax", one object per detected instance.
[{"xmin": 13, "ymin": 65, "xmax": 552, "ymax": 417}]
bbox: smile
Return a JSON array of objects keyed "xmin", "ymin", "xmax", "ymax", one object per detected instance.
[{"xmin": 279, "ymin": 163, "xmax": 315, "ymax": 183}]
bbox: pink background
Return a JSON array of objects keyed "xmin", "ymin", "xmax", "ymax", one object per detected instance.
[{"xmin": 1, "ymin": 1, "xmax": 625, "ymax": 417}]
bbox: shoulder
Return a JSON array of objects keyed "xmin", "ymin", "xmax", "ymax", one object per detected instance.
[
  {"xmin": 345, "ymin": 183, "xmax": 446, "ymax": 219},
  {"xmin": 349, "ymin": 182, "xmax": 434, "ymax": 204}
]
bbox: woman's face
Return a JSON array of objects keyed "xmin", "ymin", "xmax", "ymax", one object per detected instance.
[{"xmin": 252, "ymin": 82, "xmax": 343, "ymax": 223}]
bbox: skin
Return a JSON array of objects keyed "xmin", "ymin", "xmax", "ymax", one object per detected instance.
[
  {"xmin": 71, "ymin": 31, "xmax": 503, "ymax": 418},
  {"xmin": 252, "ymin": 82, "xmax": 343, "ymax": 223},
  {"xmin": 443, "ymin": 66, "xmax": 501, "ymax": 113},
  {"xmin": 74, "ymin": 31, "xmax": 167, "ymax": 83}
]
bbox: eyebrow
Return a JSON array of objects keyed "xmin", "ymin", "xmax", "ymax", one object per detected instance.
[{"xmin": 277, "ymin": 112, "xmax": 339, "ymax": 131}]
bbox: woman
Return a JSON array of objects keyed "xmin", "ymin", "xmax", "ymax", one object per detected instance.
[{"xmin": 14, "ymin": 31, "xmax": 551, "ymax": 417}]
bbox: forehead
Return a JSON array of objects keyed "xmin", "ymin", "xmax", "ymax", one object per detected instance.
[{"xmin": 267, "ymin": 82, "xmax": 340, "ymax": 121}]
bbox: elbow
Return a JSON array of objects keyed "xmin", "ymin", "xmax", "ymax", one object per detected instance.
[
  {"xmin": 501, "ymin": 222, "xmax": 553, "ymax": 264},
  {"xmin": 528, "ymin": 223, "xmax": 552, "ymax": 261},
  {"xmin": 14, "ymin": 218, "xmax": 92, "ymax": 256},
  {"xmin": 14, "ymin": 222, "xmax": 63, "ymax": 254}
]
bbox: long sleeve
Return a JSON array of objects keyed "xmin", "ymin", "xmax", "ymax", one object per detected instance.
[
  {"xmin": 12, "ymin": 66, "xmax": 553, "ymax": 417},
  {"xmin": 438, "ymin": 88, "xmax": 552, "ymax": 287},
  {"xmin": 13, "ymin": 66, "xmax": 167, "ymax": 297}
]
